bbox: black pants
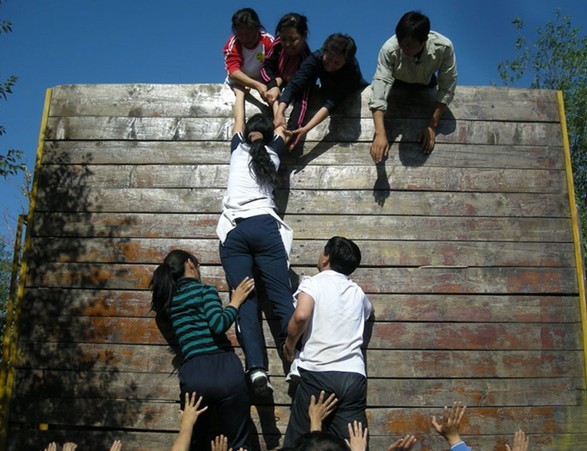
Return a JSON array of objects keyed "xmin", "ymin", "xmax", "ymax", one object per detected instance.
[
  {"xmin": 219, "ymin": 214, "xmax": 294, "ymax": 371},
  {"xmin": 393, "ymin": 73, "xmax": 438, "ymax": 90},
  {"xmin": 179, "ymin": 352, "xmax": 251, "ymax": 450},
  {"xmin": 283, "ymin": 369, "xmax": 367, "ymax": 448}
]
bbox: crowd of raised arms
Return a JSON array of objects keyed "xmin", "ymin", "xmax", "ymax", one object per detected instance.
[{"xmin": 44, "ymin": 8, "xmax": 528, "ymax": 451}]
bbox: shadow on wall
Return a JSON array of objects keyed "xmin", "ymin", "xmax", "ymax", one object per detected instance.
[
  {"xmin": 9, "ymin": 141, "xmax": 149, "ymax": 449},
  {"xmin": 373, "ymin": 85, "xmax": 457, "ymax": 206},
  {"xmin": 275, "ymin": 86, "xmax": 366, "ymax": 216}
]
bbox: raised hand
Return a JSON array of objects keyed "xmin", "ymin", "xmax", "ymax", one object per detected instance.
[
  {"xmin": 308, "ymin": 390, "xmax": 338, "ymax": 431},
  {"xmin": 345, "ymin": 420, "xmax": 368, "ymax": 451},
  {"xmin": 431, "ymin": 401, "xmax": 467, "ymax": 446},
  {"xmin": 387, "ymin": 434, "xmax": 417, "ymax": 450},
  {"xmin": 506, "ymin": 429, "xmax": 529, "ymax": 451}
]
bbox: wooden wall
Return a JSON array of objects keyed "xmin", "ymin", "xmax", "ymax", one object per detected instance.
[{"xmin": 5, "ymin": 83, "xmax": 586, "ymax": 450}]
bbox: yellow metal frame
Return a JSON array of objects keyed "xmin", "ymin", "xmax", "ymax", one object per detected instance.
[
  {"xmin": 557, "ymin": 90, "xmax": 587, "ymax": 387},
  {"xmin": 0, "ymin": 215, "xmax": 26, "ymax": 443},
  {"xmin": 0, "ymin": 88, "xmax": 53, "ymax": 450}
]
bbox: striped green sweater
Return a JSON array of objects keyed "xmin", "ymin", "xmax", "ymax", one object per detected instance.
[{"xmin": 170, "ymin": 278, "xmax": 237, "ymax": 361}]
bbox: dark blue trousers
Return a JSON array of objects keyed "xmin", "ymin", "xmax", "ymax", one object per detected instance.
[
  {"xmin": 283, "ymin": 369, "xmax": 368, "ymax": 448},
  {"xmin": 179, "ymin": 351, "xmax": 251, "ymax": 450},
  {"xmin": 219, "ymin": 214, "xmax": 294, "ymax": 371}
]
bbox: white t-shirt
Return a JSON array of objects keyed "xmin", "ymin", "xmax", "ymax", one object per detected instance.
[
  {"xmin": 240, "ymin": 40, "xmax": 267, "ymax": 80},
  {"xmin": 295, "ymin": 270, "xmax": 372, "ymax": 376},
  {"xmin": 224, "ymin": 133, "xmax": 282, "ymax": 204},
  {"xmin": 216, "ymin": 133, "xmax": 294, "ymax": 255}
]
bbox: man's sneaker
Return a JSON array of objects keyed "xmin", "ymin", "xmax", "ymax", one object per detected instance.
[
  {"xmin": 285, "ymin": 356, "xmax": 300, "ymax": 383},
  {"xmin": 249, "ymin": 369, "xmax": 273, "ymax": 397}
]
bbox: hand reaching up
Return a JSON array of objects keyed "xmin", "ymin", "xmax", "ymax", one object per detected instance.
[
  {"xmin": 308, "ymin": 390, "xmax": 338, "ymax": 431},
  {"xmin": 345, "ymin": 421, "xmax": 368, "ymax": 451},
  {"xmin": 387, "ymin": 434, "xmax": 417, "ymax": 450},
  {"xmin": 506, "ymin": 429, "xmax": 529, "ymax": 451},
  {"xmin": 431, "ymin": 401, "xmax": 467, "ymax": 447}
]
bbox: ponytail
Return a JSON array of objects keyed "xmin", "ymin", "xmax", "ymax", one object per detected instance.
[
  {"xmin": 150, "ymin": 264, "xmax": 175, "ymax": 314},
  {"xmin": 245, "ymin": 114, "xmax": 277, "ymax": 188},
  {"xmin": 150, "ymin": 249, "xmax": 199, "ymax": 314}
]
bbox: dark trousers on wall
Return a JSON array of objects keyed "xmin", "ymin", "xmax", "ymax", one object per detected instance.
[
  {"xmin": 283, "ymin": 369, "xmax": 368, "ymax": 448},
  {"xmin": 219, "ymin": 214, "xmax": 294, "ymax": 371},
  {"xmin": 179, "ymin": 351, "xmax": 251, "ymax": 450}
]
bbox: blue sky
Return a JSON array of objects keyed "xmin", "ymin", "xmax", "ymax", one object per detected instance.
[{"xmin": 1, "ymin": 0, "xmax": 586, "ymax": 241}]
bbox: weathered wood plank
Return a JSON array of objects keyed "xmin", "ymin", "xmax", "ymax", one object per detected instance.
[
  {"xmin": 363, "ymin": 348, "xmax": 583, "ymax": 378},
  {"xmin": 15, "ymin": 369, "xmax": 584, "ymax": 407},
  {"xmin": 367, "ymin": 294, "xmax": 581, "ymax": 323},
  {"xmin": 21, "ymin": 288, "xmax": 582, "ymax": 323},
  {"xmin": 30, "ymin": 212, "xmax": 574, "ymax": 242},
  {"xmin": 24, "ymin": 263, "xmax": 579, "ymax": 294},
  {"xmin": 9, "ymin": 399, "xmax": 587, "ymax": 435},
  {"xmin": 16, "ymin": 344, "xmax": 582, "ymax": 378},
  {"xmin": 441, "ymin": 86, "xmax": 559, "ymax": 122},
  {"xmin": 28, "ymin": 237, "xmax": 576, "ymax": 268},
  {"xmin": 36, "ymin": 163, "xmax": 567, "ymax": 194},
  {"xmin": 33, "ymin": 188, "xmax": 570, "ymax": 217},
  {"xmin": 23, "ymin": 288, "xmax": 154, "ymax": 318},
  {"xmin": 42, "ymin": 140, "xmax": 565, "ymax": 170},
  {"xmin": 371, "ymin": 405, "xmax": 587, "ymax": 438},
  {"xmin": 45, "ymin": 116, "xmax": 563, "ymax": 145},
  {"xmin": 17, "ymin": 313, "xmax": 582, "ymax": 351},
  {"xmin": 48, "ymin": 84, "xmax": 560, "ymax": 122}
]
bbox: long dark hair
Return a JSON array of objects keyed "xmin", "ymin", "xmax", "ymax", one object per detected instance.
[
  {"xmin": 275, "ymin": 12, "xmax": 308, "ymax": 37},
  {"xmin": 150, "ymin": 249, "xmax": 199, "ymax": 314},
  {"xmin": 245, "ymin": 113, "xmax": 277, "ymax": 188}
]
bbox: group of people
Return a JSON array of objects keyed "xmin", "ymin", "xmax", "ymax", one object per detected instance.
[
  {"xmin": 152, "ymin": 77, "xmax": 372, "ymax": 447},
  {"xmin": 145, "ymin": 7, "xmax": 520, "ymax": 451},
  {"xmin": 152, "ymin": 200, "xmax": 372, "ymax": 448},
  {"xmin": 223, "ymin": 8, "xmax": 457, "ymax": 158}
]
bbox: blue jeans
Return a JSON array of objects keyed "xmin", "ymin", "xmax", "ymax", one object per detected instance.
[{"xmin": 219, "ymin": 214, "xmax": 294, "ymax": 371}]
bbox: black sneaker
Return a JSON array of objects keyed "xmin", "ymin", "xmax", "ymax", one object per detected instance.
[{"xmin": 249, "ymin": 369, "xmax": 273, "ymax": 397}]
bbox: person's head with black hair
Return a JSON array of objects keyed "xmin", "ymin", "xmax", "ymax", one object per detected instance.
[
  {"xmin": 319, "ymin": 236, "xmax": 362, "ymax": 276},
  {"xmin": 275, "ymin": 12, "xmax": 309, "ymax": 57},
  {"xmin": 150, "ymin": 249, "xmax": 200, "ymax": 314},
  {"xmin": 244, "ymin": 113, "xmax": 278, "ymax": 188},
  {"xmin": 231, "ymin": 7, "xmax": 264, "ymax": 49},
  {"xmin": 395, "ymin": 10, "xmax": 430, "ymax": 44},
  {"xmin": 293, "ymin": 431, "xmax": 348, "ymax": 451},
  {"xmin": 321, "ymin": 33, "xmax": 357, "ymax": 72},
  {"xmin": 395, "ymin": 11, "xmax": 430, "ymax": 57}
]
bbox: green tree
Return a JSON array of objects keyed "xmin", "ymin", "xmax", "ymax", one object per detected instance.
[
  {"xmin": 1, "ymin": 1, "xmax": 25, "ymax": 361},
  {"xmin": 498, "ymin": 10, "xmax": 587, "ymax": 249},
  {"xmin": 1, "ymin": 3, "xmax": 25, "ymax": 178}
]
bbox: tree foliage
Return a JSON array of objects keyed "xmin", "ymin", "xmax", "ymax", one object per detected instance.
[
  {"xmin": 1, "ymin": 4, "xmax": 25, "ymax": 178},
  {"xmin": 498, "ymin": 10, "xmax": 587, "ymax": 247},
  {"xmin": 1, "ymin": 1, "xmax": 24, "ymax": 357}
]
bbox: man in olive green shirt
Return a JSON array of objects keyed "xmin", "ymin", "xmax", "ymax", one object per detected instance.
[{"xmin": 369, "ymin": 11, "xmax": 457, "ymax": 162}]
